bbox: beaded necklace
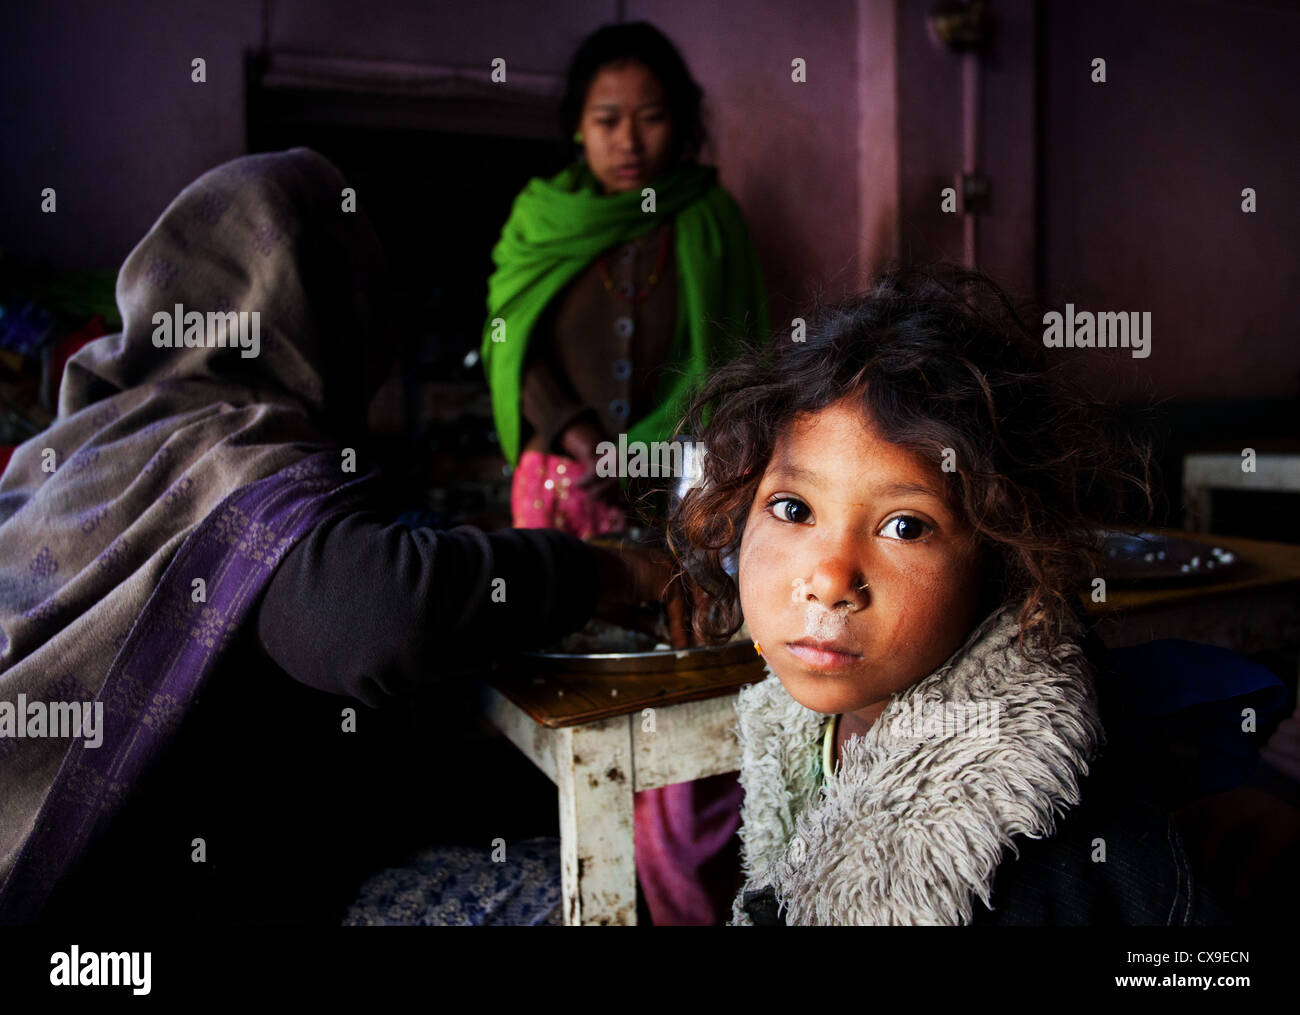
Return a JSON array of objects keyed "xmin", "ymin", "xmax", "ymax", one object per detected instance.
[{"xmin": 597, "ymin": 227, "xmax": 670, "ymax": 304}]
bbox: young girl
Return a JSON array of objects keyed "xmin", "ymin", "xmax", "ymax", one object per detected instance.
[
  {"xmin": 672, "ymin": 265, "xmax": 1228, "ymax": 926},
  {"xmin": 482, "ymin": 21, "xmax": 767, "ymax": 537}
]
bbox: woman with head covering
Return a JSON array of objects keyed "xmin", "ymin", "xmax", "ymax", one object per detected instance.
[
  {"xmin": 481, "ymin": 22, "xmax": 769, "ymax": 926},
  {"xmin": 0, "ymin": 147, "xmax": 677, "ymax": 924}
]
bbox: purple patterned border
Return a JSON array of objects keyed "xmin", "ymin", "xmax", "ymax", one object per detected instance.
[{"xmin": 0, "ymin": 451, "xmax": 375, "ymax": 923}]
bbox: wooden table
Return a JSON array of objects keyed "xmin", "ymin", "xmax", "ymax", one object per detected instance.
[
  {"xmin": 480, "ymin": 528, "xmax": 1300, "ymax": 925},
  {"xmin": 479, "ymin": 657, "xmax": 763, "ymax": 926},
  {"xmin": 1084, "ymin": 531, "xmax": 1300, "ymax": 674}
]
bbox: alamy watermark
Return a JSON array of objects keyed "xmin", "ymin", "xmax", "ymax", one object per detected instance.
[
  {"xmin": 0, "ymin": 694, "xmax": 103, "ymax": 748},
  {"xmin": 888, "ymin": 700, "xmax": 1002, "ymax": 744},
  {"xmin": 50, "ymin": 947, "xmax": 151, "ymax": 995},
  {"xmin": 594, "ymin": 435, "xmax": 704, "ymax": 480},
  {"xmin": 152, "ymin": 302, "xmax": 260, "ymax": 358},
  {"xmin": 1042, "ymin": 304, "xmax": 1150, "ymax": 359}
]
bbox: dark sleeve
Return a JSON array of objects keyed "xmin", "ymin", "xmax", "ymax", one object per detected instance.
[
  {"xmin": 519, "ymin": 309, "xmax": 589, "ymax": 453},
  {"xmin": 255, "ymin": 513, "xmax": 599, "ymax": 707}
]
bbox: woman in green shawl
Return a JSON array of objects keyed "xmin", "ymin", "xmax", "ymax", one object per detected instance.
[
  {"xmin": 482, "ymin": 21, "xmax": 768, "ymax": 538},
  {"xmin": 480, "ymin": 23, "xmax": 768, "ymax": 926}
]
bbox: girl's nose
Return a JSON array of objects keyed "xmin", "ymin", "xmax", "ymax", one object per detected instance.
[{"xmin": 800, "ymin": 554, "xmax": 868, "ymax": 611}]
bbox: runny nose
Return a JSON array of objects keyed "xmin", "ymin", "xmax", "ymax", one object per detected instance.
[{"xmin": 791, "ymin": 577, "xmax": 862, "ymax": 612}]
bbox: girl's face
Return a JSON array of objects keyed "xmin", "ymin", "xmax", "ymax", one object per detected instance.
[
  {"xmin": 737, "ymin": 397, "xmax": 985, "ymax": 727},
  {"xmin": 579, "ymin": 60, "xmax": 675, "ymax": 194}
]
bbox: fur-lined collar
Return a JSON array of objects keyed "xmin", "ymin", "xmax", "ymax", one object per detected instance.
[{"xmin": 731, "ymin": 603, "xmax": 1104, "ymax": 925}]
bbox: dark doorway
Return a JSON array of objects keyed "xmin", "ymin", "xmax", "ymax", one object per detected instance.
[{"xmin": 246, "ymin": 56, "xmax": 570, "ymax": 525}]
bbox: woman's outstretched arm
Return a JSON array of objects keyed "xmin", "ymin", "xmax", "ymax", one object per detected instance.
[{"xmin": 255, "ymin": 514, "xmax": 605, "ymax": 707}]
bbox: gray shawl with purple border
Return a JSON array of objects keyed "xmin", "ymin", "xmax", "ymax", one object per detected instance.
[{"xmin": 0, "ymin": 148, "xmax": 392, "ymax": 920}]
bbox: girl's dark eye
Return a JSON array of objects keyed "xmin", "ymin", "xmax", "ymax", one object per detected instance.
[
  {"xmin": 596, "ymin": 118, "xmax": 617, "ymax": 128},
  {"xmin": 880, "ymin": 515, "xmax": 931, "ymax": 541},
  {"xmin": 770, "ymin": 497, "xmax": 811, "ymax": 524}
]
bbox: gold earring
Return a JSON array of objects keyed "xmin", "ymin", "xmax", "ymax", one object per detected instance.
[{"xmin": 754, "ymin": 642, "xmax": 763, "ymax": 657}]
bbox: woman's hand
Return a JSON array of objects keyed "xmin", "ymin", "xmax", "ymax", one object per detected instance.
[
  {"xmin": 589, "ymin": 542, "xmax": 692, "ymax": 649},
  {"xmin": 560, "ymin": 417, "xmax": 621, "ymax": 503}
]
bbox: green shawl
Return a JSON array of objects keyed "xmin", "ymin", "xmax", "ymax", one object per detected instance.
[{"xmin": 481, "ymin": 161, "xmax": 769, "ymax": 465}]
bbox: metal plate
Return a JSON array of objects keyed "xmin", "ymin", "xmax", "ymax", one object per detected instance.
[
  {"xmin": 1097, "ymin": 530, "xmax": 1242, "ymax": 585},
  {"xmin": 521, "ymin": 638, "xmax": 756, "ymax": 674}
]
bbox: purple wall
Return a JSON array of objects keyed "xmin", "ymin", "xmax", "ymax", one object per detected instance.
[
  {"xmin": 3, "ymin": 0, "xmax": 261, "ymax": 271},
  {"xmin": 627, "ymin": 0, "xmax": 876, "ymax": 328},
  {"xmin": 1040, "ymin": 0, "xmax": 1300, "ymax": 401},
  {"xmin": 3, "ymin": 0, "xmax": 1297, "ymax": 403},
  {"xmin": 2, "ymin": 0, "xmax": 889, "ymax": 334},
  {"xmin": 888, "ymin": 0, "xmax": 1298, "ymax": 402}
]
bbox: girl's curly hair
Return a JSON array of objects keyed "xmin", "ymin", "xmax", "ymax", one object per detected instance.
[{"xmin": 669, "ymin": 263, "xmax": 1155, "ymax": 656}]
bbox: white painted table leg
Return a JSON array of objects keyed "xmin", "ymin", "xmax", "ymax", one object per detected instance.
[
  {"xmin": 479, "ymin": 684, "xmax": 747, "ymax": 926},
  {"xmin": 555, "ymin": 715, "xmax": 637, "ymax": 926}
]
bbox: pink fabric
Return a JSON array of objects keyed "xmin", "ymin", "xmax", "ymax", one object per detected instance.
[
  {"xmin": 510, "ymin": 450, "xmax": 625, "ymax": 538},
  {"xmin": 511, "ymin": 449, "xmax": 744, "ymax": 925},
  {"xmin": 634, "ymin": 774, "xmax": 744, "ymax": 925}
]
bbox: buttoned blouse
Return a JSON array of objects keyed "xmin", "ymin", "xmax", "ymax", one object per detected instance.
[{"xmin": 519, "ymin": 223, "xmax": 677, "ymax": 454}]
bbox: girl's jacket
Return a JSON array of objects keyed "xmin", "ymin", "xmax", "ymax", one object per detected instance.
[{"xmin": 731, "ymin": 602, "xmax": 1229, "ymax": 925}]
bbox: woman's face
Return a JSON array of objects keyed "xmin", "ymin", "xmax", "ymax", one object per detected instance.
[
  {"xmin": 737, "ymin": 397, "xmax": 986, "ymax": 726},
  {"xmin": 579, "ymin": 59, "xmax": 676, "ymax": 194}
]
